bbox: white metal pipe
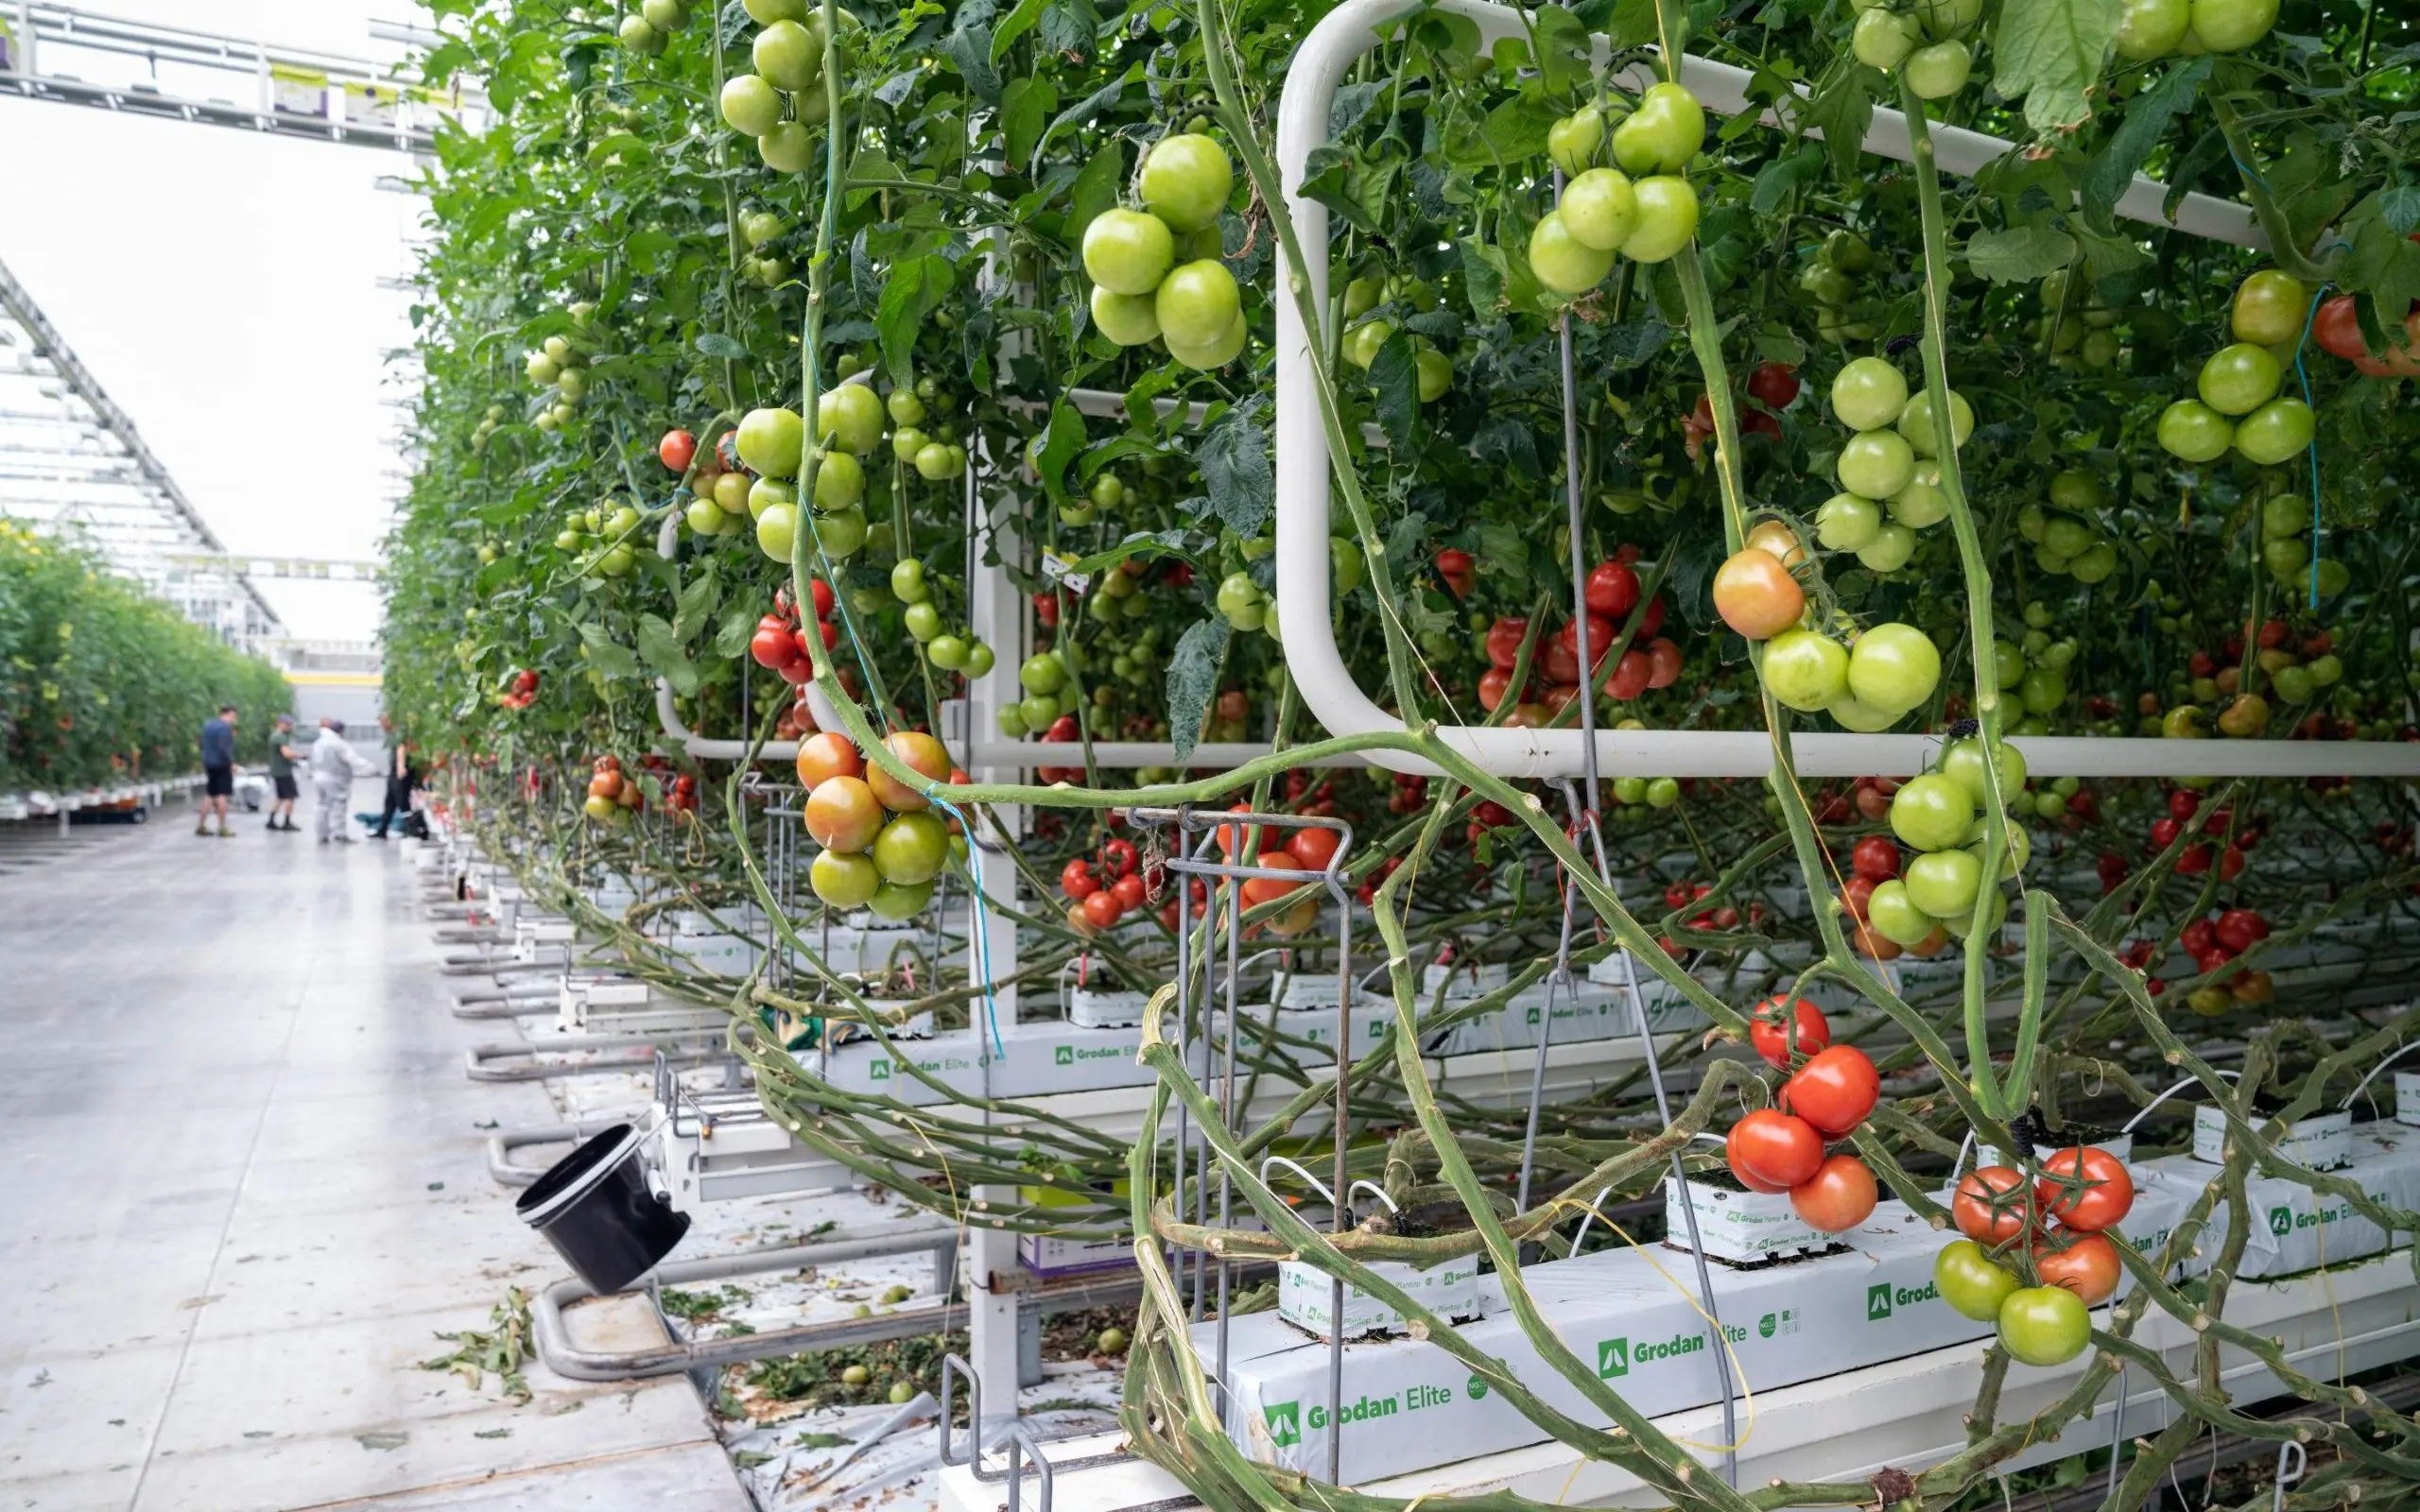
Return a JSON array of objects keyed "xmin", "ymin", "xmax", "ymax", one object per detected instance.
[{"xmin": 1274, "ymin": 0, "xmax": 2268, "ymax": 782}]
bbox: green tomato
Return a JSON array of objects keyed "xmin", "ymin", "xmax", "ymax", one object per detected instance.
[
  {"xmin": 1830, "ymin": 357, "xmax": 1910, "ymax": 431},
  {"xmin": 1167, "ymin": 312, "xmax": 1246, "ymax": 370},
  {"xmin": 886, "ymin": 387, "xmax": 927, "ymax": 427},
  {"xmin": 1760, "ymin": 629, "xmax": 1851, "ymax": 712},
  {"xmin": 2070, "ymin": 541, "xmax": 2118, "ymax": 585},
  {"xmin": 618, "ymin": 15, "xmax": 666, "ymax": 54},
  {"xmin": 1993, "ymin": 640, "xmax": 2026, "ymax": 685},
  {"xmin": 815, "ymin": 451, "xmax": 865, "ymax": 508},
  {"xmin": 1020, "ymin": 654, "xmax": 1067, "ymax": 696},
  {"xmin": 758, "ymin": 124, "xmax": 816, "ymax": 174},
  {"xmin": 1215, "ymin": 572, "xmax": 1262, "ymax": 621},
  {"xmin": 1331, "ymin": 536, "xmax": 1366, "ymax": 595},
  {"xmin": 2196, "ymin": 342, "xmax": 2283, "ymax": 416},
  {"xmin": 1917, "ymin": 0, "xmax": 1981, "ymax": 35},
  {"xmin": 2156, "ymin": 400, "xmax": 2233, "ymax": 462},
  {"xmin": 1822, "ymin": 229, "xmax": 1875, "ymax": 273},
  {"xmin": 1341, "ymin": 273, "xmax": 1385, "ymax": 322},
  {"xmin": 1618, "ymin": 177, "xmax": 1699, "ymax": 265},
  {"xmin": 872, "ymin": 811, "xmax": 950, "ymax": 885},
  {"xmin": 2015, "ymin": 504, "xmax": 2048, "ymax": 543},
  {"xmin": 1996, "ymin": 1286, "xmax": 2091, "ymax": 1366},
  {"xmin": 1081, "ymin": 209, "xmax": 1175, "ymax": 296},
  {"xmin": 2260, "ymin": 492, "xmax": 2308, "ymax": 540},
  {"xmin": 2114, "ymin": 0, "xmax": 2189, "ymax": 55},
  {"xmin": 1091, "ymin": 285, "xmax": 1162, "ymax": 347},
  {"xmin": 1903, "ymin": 848, "xmax": 1983, "ymax": 919},
  {"xmin": 1839, "ymin": 429, "xmax": 1917, "ymax": 500},
  {"xmin": 720, "ymin": 74, "xmax": 785, "ymax": 136},
  {"xmin": 747, "ymin": 476, "xmax": 796, "ymax": 521},
  {"xmin": 911, "ymin": 442, "xmax": 954, "ymax": 480},
  {"xmin": 1935, "ymin": 1241, "xmax": 2022, "ymax": 1322},
  {"xmin": 1815, "ymin": 492, "xmax": 1883, "ymax": 551},
  {"xmin": 1415, "ymin": 349, "xmax": 1453, "ymax": 403},
  {"xmin": 2233, "ymin": 397, "xmax": 2314, "ymax": 466},
  {"xmin": 1866, "ymin": 879, "xmax": 1938, "ymax": 947},
  {"xmin": 1852, "ymin": 8, "xmax": 1921, "ymax": 68},
  {"xmin": 2188, "ymin": 0, "xmax": 2278, "ymax": 51},
  {"xmin": 818, "ymin": 384, "xmax": 885, "ymax": 455},
  {"xmin": 815, "ymin": 505, "xmax": 867, "ymax": 558},
  {"xmin": 867, "ymin": 879, "xmax": 934, "ymax": 922},
  {"xmin": 754, "ymin": 503, "xmax": 797, "ymax": 561},
  {"xmin": 1612, "ymin": 776, "xmax": 1648, "ymax": 806},
  {"xmin": 963, "ymin": 642, "xmax": 996, "ymax": 679},
  {"xmin": 1895, "ymin": 388, "xmax": 1973, "ymax": 456},
  {"xmin": 1155, "ymin": 259, "xmax": 1241, "ymax": 348},
  {"xmin": 1891, "ymin": 773, "xmax": 1976, "ymax": 853},
  {"xmin": 1529, "ymin": 212, "xmax": 1615, "ymax": 295},
  {"xmin": 2042, "ymin": 513, "xmax": 2097, "ymax": 559},
  {"xmin": 2307, "ymin": 652, "xmax": 2342, "ymax": 687},
  {"xmin": 1939, "ymin": 736, "xmax": 2026, "ymax": 806},
  {"xmin": 1019, "ymin": 695, "xmax": 1062, "ymax": 730},
  {"xmin": 596, "ymin": 543, "xmax": 635, "ymax": 577},
  {"xmin": 685, "ymin": 499, "xmax": 729, "ymax": 536},
  {"xmin": 737, "ymin": 406, "xmax": 805, "ymax": 478},
  {"xmin": 810, "ymin": 849, "xmax": 883, "ymax": 908},
  {"xmin": 1856, "ymin": 523, "xmax": 1918, "ymax": 573},
  {"xmin": 1902, "ymin": 39, "xmax": 1972, "ymax": 98},
  {"xmin": 2018, "ymin": 665, "xmax": 2068, "ymax": 713},
  {"xmin": 2231, "ymin": 270, "xmax": 2308, "ymax": 346},
  {"xmin": 1559, "ymin": 168, "xmax": 1638, "ymax": 253},
  {"xmin": 891, "ymin": 425, "xmax": 929, "ymax": 463},
  {"xmin": 2271, "ymin": 663, "xmax": 2315, "ymax": 706},
  {"xmin": 927, "ymin": 634, "xmax": 970, "ymax": 670},
  {"xmin": 1888, "ymin": 473, "xmax": 1950, "ymax": 529},
  {"xmin": 1849, "ymin": 623, "xmax": 1940, "ymax": 713},
  {"xmin": 1342, "ymin": 318, "xmax": 1393, "ymax": 369},
  {"xmin": 1139, "ymin": 132, "xmax": 1233, "ymax": 233},
  {"xmin": 902, "ymin": 601, "xmax": 942, "ymax": 642},
  {"xmin": 1611, "ymin": 82, "xmax": 1703, "ymax": 175},
  {"xmin": 1547, "ymin": 106, "xmax": 1605, "ymax": 176},
  {"xmin": 1645, "ymin": 776, "xmax": 1682, "ymax": 809},
  {"xmin": 1827, "ymin": 695, "xmax": 1905, "ymax": 732},
  {"xmin": 994, "ymin": 703, "xmax": 1028, "ymax": 737},
  {"xmin": 2296, "ymin": 558, "xmax": 2350, "ymax": 599}
]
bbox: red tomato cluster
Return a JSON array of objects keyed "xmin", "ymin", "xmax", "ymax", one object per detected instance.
[
  {"xmin": 1722, "ymin": 1011, "xmax": 1881, "ymax": 1234},
  {"xmin": 1385, "ymin": 772, "xmax": 1429, "ymax": 816},
  {"xmin": 1953, "ymin": 1145, "xmax": 2134, "ymax": 1306},
  {"xmin": 1478, "ymin": 567, "xmax": 1680, "ymax": 723},
  {"xmin": 500, "ymin": 667, "xmax": 541, "ymax": 710},
  {"xmin": 750, "ymin": 579, "xmax": 840, "ymax": 686},
  {"xmin": 582, "ymin": 754, "xmax": 644, "ymax": 821},
  {"xmin": 1062, "ymin": 836, "xmax": 1150, "ymax": 932},
  {"xmin": 1281, "ymin": 768, "xmax": 1338, "ymax": 817},
  {"xmin": 1436, "ymin": 547, "xmax": 1476, "ymax": 598},
  {"xmin": 664, "ymin": 770, "xmax": 700, "ymax": 819},
  {"xmin": 1035, "ymin": 712, "xmax": 1083, "ymax": 783},
  {"xmin": 1815, "ymin": 775, "xmax": 1899, "ymax": 828},
  {"xmin": 2145, "ymin": 786, "xmax": 2249, "ymax": 882}
]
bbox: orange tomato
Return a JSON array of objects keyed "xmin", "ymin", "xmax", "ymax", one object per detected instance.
[
  {"xmin": 795, "ymin": 731, "xmax": 863, "ymax": 788},
  {"xmin": 868, "ymin": 730, "xmax": 952, "ymax": 812}
]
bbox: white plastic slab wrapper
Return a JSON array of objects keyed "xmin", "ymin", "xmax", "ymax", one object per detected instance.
[
  {"xmin": 2191, "ymin": 1105, "xmax": 2351, "ymax": 1171},
  {"xmin": 1276, "ymin": 1254, "xmax": 1483, "ymax": 1339},
  {"xmin": 2395, "ymin": 1072, "xmax": 2420, "ymax": 1126},
  {"xmin": 1436, "ymin": 978, "xmax": 1630, "ymax": 1057},
  {"xmin": 1664, "ymin": 1177, "xmax": 1835, "ymax": 1264},
  {"xmin": 1212, "ymin": 1205, "xmax": 1989, "ymax": 1484}
]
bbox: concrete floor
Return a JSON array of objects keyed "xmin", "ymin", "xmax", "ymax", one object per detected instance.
[{"xmin": 0, "ymin": 804, "xmax": 752, "ymax": 1511}]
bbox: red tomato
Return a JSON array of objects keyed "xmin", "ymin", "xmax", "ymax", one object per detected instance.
[
  {"xmin": 1437, "ymin": 548, "xmax": 1474, "ymax": 578},
  {"xmin": 1749, "ymin": 994, "xmax": 1830, "ymax": 1069},
  {"xmin": 1607, "ymin": 648, "xmax": 1652, "ymax": 700},
  {"xmin": 1216, "ymin": 803, "xmax": 1279, "ymax": 857},
  {"xmin": 811, "ymin": 577, "xmax": 837, "ymax": 619},
  {"xmin": 1782, "ymin": 1045, "xmax": 1879, "ymax": 1135},
  {"xmin": 1739, "ymin": 407, "xmax": 1783, "ymax": 441},
  {"xmin": 1746, "ymin": 361, "xmax": 1802, "ymax": 410},
  {"xmin": 1110, "ymin": 872, "xmax": 1149, "ymax": 911},
  {"xmin": 751, "ymin": 617, "xmax": 799, "ymax": 669},
  {"xmin": 1953, "ymin": 1165, "xmax": 2032, "ymax": 1246},
  {"xmin": 1102, "ymin": 836, "xmax": 1139, "ymax": 877},
  {"xmin": 1241, "ymin": 851, "xmax": 1305, "ymax": 906},
  {"xmin": 1288, "ymin": 826, "xmax": 1342, "ymax": 871},
  {"xmin": 1478, "ymin": 666, "xmax": 1517, "ymax": 712},
  {"xmin": 1851, "ymin": 835, "xmax": 1900, "ymax": 882},
  {"xmin": 1638, "ymin": 595, "xmax": 1667, "ymax": 639},
  {"xmin": 1485, "ymin": 617, "xmax": 1530, "ymax": 671},
  {"xmin": 2180, "ymin": 918, "xmax": 2216, "ymax": 955},
  {"xmin": 1061, "ymin": 859, "xmax": 1101, "ymax": 901},
  {"xmin": 1726, "ymin": 1108, "xmax": 1824, "ymax": 1190},
  {"xmin": 1584, "ymin": 560, "xmax": 1641, "ymax": 619},
  {"xmin": 2035, "ymin": 1146, "xmax": 2134, "ymax": 1232},
  {"xmin": 794, "ymin": 731, "xmax": 862, "ymax": 787},
  {"xmin": 2034, "ymin": 1229, "xmax": 2120, "ymax": 1305},
  {"xmin": 1789, "ymin": 1154, "xmax": 1877, "ymax": 1232},
  {"xmin": 1032, "ymin": 591, "xmax": 1061, "ymax": 628},
  {"xmin": 1082, "ymin": 890, "xmax": 1125, "ymax": 929},
  {"xmin": 659, "ymin": 428, "xmax": 698, "ymax": 472},
  {"xmin": 1841, "ymin": 875, "xmax": 1877, "ymax": 922},
  {"xmin": 1645, "ymin": 637, "xmax": 1683, "ymax": 690},
  {"xmin": 2314, "ymin": 293, "xmax": 2364, "ymax": 360}
]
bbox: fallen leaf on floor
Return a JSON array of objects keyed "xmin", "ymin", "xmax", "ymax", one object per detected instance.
[{"xmin": 355, "ymin": 1431, "xmax": 409, "ymax": 1451}]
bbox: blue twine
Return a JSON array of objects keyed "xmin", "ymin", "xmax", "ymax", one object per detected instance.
[{"xmin": 2290, "ymin": 284, "xmax": 2328, "ymax": 611}]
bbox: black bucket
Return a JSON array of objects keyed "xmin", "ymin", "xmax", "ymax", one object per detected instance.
[{"xmin": 516, "ymin": 1124, "xmax": 690, "ymax": 1294}]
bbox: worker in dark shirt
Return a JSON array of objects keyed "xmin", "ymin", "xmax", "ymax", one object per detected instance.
[
  {"xmin": 197, "ymin": 705, "xmax": 237, "ymax": 838},
  {"xmin": 265, "ymin": 714, "xmax": 303, "ymax": 833}
]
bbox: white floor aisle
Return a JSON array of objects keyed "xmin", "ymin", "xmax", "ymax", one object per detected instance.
[{"xmin": 0, "ymin": 804, "xmax": 751, "ymax": 1511}]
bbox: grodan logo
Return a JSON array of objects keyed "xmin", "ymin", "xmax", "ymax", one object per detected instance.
[{"xmin": 1263, "ymin": 1400, "xmax": 1301, "ymax": 1448}]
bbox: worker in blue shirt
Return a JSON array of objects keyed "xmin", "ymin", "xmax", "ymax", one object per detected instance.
[{"xmin": 198, "ymin": 704, "xmax": 238, "ymax": 838}]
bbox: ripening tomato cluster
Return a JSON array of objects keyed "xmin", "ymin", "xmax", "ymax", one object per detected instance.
[
  {"xmin": 1220, "ymin": 807, "xmax": 1340, "ymax": 937},
  {"xmin": 1843, "ymin": 737, "xmax": 2031, "ymax": 958},
  {"xmin": 1383, "ymin": 771, "xmax": 1430, "ymax": 816},
  {"xmin": 793, "ymin": 730, "xmax": 959, "ymax": 919},
  {"xmin": 498, "ymin": 667, "xmax": 540, "ymax": 711},
  {"xmin": 1722, "ymin": 997, "xmax": 1881, "ymax": 1233},
  {"xmin": 2121, "ymin": 903, "xmax": 2273, "ymax": 1015},
  {"xmin": 749, "ymin": 579, "xmax": 840, "ymax": 686},
  {"xmin": 1061, "ymin": 836, "xmax": 1150, "ymax": 933},
  {"xmin": 1936, "ymin": 1144, "xmax": 2135, "ymax": 1368},
  {"xmin": 1655, "ymin": 879, "xmax": 1756, "ymax": 956},
  {"xmin": 1475, "ymin": 546, "xmax": 1684, "ymax": 720},
  {"xmin": 2157, "ymin": 272, "xmax": 2320, "ymax": 468},
  {"xmin": 582, "ymin": 754, "xmax": 644, "ymax": 824}
]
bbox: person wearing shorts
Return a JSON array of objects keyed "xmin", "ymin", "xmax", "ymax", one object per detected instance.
[
  {"xmin": 266, "ymin": 714, "xmax": 303, "ymax": 832},
  {"xmin": 198, "ymin": 705, "xmax": 237, "ymax": 837}
]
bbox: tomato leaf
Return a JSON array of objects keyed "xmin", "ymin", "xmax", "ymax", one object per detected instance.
[
  {"xmin": 1367, "ymin": 332, "xmax": 1422, "ymax": 453},
  {"xmin": 576, "ymin": 623, "xmax": 640, "ymax": 679},
  {"xmin": 1167, "ymin": 617, "xmax": 1230, "ymax": 764},
  {"xmin": 1991, "ymin": 0, "xmax": 2122, "ymax": 134},
  {"xmin": 2081, "ymin": 58, "xmax": 2210, "ymax": 233},
  {"xmin": 694, "ymin": 333, "xmax": 747, "ymax": 360},
  {"xmin": 990, "ymin": 0, "xmax": 1046, "ymax": 60},
  {"xmin": 1000, "ymin": 77, "xmax": 1058, "ymax": 174},
  {"xmin": 876, "ymin": 255, "xmax": 957, "ymax": 389},
  {"xmin": 1963, "ymin": 227, "xmax": 2078, "ymax": 284},
  {"xmin": 1191, "ymin": 403, "xmax": 1274, "ymax": 536},
  {"xmin": 941, "ymin": 0, "xmax": 1002, "ymax": 103},
  {"xmin": 1032, "ymin": 398, "xmax": 1087, "ymax": 507},
  {"xmin": 1801, "ymin": 65, "xmax": 1874, "ymax": 179},
  {"xmin": 1529, "ymin": 7, "xmax": 1592, "ymax": 94},
  {"xmin": 637, "ymin": 614, "xmax": 700, "ymax": 697},
  {"xmin": 1458, "ymin": 236, "xmax": 1509, "ymax": 318},
  {"xmin": 1064, "ymin": 145, "xmax": 1124, "ymax": 242}
]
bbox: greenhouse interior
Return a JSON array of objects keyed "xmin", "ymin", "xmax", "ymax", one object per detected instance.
[{"xmin": 3, "ymin": 0, "xmax": 2418, "ymax": 1508}]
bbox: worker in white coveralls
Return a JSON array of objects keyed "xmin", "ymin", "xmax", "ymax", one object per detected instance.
[{"xmin": 309, "ymin": 718, "xmax": 378, "ymax": 844}]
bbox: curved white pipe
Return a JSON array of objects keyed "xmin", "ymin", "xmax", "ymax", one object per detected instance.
[{"xmin": 1273, "ymin": 0, "xmax": 2265, "ymax": 781}]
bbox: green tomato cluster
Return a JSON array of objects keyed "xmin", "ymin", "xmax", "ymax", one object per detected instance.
[
  {"xmin": 616, "ymin": 0, "xmax": 690, "ymax": 55},
  {"xmin": 523, "ymin": 324, "xmax": 593, "ymax": 433},
  {"xmin": 1339, "ymin": 274, "xmax": 1454, "ymax": 404},
  {"xmin": 1865, "ymin": 738, "xmax": 2029, "ymax": 946},
  {"xmin": 1801, "ymin": 230, "xmax": 1878, "ymax": 346},
  {"xmin": 2252, "ymin": 485, "xmax": 2346, "ymax": 602},
  {"xmin": 2112, "ymin": 0, "xmax": 2278, "ymax": 60},
  {"xmin": 556, "ymin": 499, "xmax": 644, "ymax": 579},
  {"xmin": 1812, "ymin": 356, "xmax": 1967, "ymax": 575},
  {"xmin": 2014, "ymin": 471, "xmax": 2119, "ymax": 586},
  {"xmin": 2158, "ymin": 272, "xmax": 2317, "ymax": 467},
  {"xmin": 1847, "ymin": 0, "xmax": 1978, "ymax": 97},
  {"xmin": 1531, "ymin": 84, "xmax": 1705, "ymax": 294},
  {"xmin": 1081, "ymin": 134, "xmax": 1244, "ymax": 370},
  {"xmin": 717, "ymin": 1, "xmax": 857, "ymax": 172}
]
